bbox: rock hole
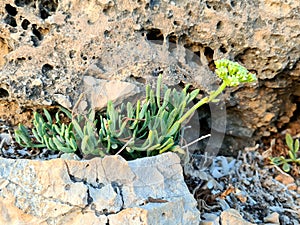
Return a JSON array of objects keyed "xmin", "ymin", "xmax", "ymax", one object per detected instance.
[
  {"xmin": 42, "ymin": 0, "xmax": 58, "ymax": 12},
  {"xmin": 0, "ymin": 88, "xmax": 9, "ymax": 98},
  {"xmin": 230, "ymin": 0, "xmax": 236, "ymax": 7},
  {"xmin": 31, "ymin": 36, "xmax": 39, "ymax": 47},
  {"xmin": 69, "ymin": 50, "xmax": 76, "ymax": 59},
  {"xmin": 4, "ymin": 15, "xmax": 17, "ymax": 27},
  {"xmin": 39, "ymin": 0, "xmax": 58, "ymax": 19},
  {"xmin": 149, "ymin": 0, "xmax": 160, "ymax": 10},
  {"xmin": 204, "ymin": 46, "xmax": 214, "ymax": 61},
  {"xmin": 14, "ymin": 0, "xmax": 31, "ymax": 7},
  {"xmin": 102, "ymin": 2, "xmax": 114, "ymax": 15},
  {"xmin": 204, "ymin": 46, "xmax": 215, "ymax": 70},
  {"xmin": 152, "ymin": 67, "xmax": 163, "ymax": 77},
  {"xmin": 219, "ymin": 45, "xmax": 227, "ymax": 53},
  {"xmin": 206, "ymin": 2, "xmax": 211, "ymax": 9},
  {"xmin": 104, "ymin": 30, "xmax": 110, "ymax": 38},
  {"xmin": 32, "ymin": 24, "xmax": 43, "ymax": 40},
  {"xmin": 81, "ymin": 53, "xmax": 88, "ymax": 61},
  {"xmin": 64, "ymin": 184, "xmax": 71, "ymax": 191},
  {"xmin": 290, "ymin": 94, "xmax": 300, "ymax": 122},
  {"xmin": 146, "ymin": 28, "xmax": 164, "ymax": 44},
  {"xmin": 167, "ymin": 9, "xmax": 173, "ymax": 18},
  {"xmin": 161, "ymin": 212, "xmax": 166, "ymax": 217},
  {"xmin": 17, "ymin": 57, "xmax": 26, "ymax": 61},
  {"xmin": 21, "ymin": 19, "xmax": 30, "ymax": 30},
  {"xmin": 5, "ymin": 4, "xmax": 18, "ymax": 16},
  {"xmin": 39, "ymin": 7, "xmax": 50, "ymax": 19},
  {"xmin": 167, "ymin": 33, "xmax": 177, "ymax": 52},
  {"xmin": 42, "ymin": 63, "xmax": 53, "ymax": 74},
  {"xmin": 173, "ymin": 20, "xmax": 180, "ymax": 26},
  {"xmin": 216, "ymin": 21, "xmax": 223, "ymax": 30}
]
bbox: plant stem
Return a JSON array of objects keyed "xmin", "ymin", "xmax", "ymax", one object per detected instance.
[{"xmin": 178, "ymin": 82, "xmax": 227, "ymax": 124}]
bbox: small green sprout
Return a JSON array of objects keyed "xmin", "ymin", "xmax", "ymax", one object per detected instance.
[{"xmin": 270, "ymin": 133, "xmax": 300, "ymax": 172}]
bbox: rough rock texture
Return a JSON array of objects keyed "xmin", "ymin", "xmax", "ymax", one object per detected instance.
[
  {"xmin": 0, "ymin": 0, "xmax": 299, "ymax": 153},
  {"xmin": 0, "ymin": 152, "xmax": 200, "ymax": 225},
  {"xmin": 79, "ymin": 76, "xmax": 141, "ymax": 112},
  {"xmin": 199, "ymin": 209, "xmax": 261, "ymax": 225},
  {"xmin": 220, "ymin": 209, "xmax": 256, "ymax": 225}
]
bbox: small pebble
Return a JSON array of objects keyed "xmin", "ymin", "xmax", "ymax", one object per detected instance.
[
  {"xmin": 264, "ymin": 212, "xmax": 280, "ymax": 224},
  {"xmin": 275, "ymin": 173, "xmax": 297, "ymax": 191}
]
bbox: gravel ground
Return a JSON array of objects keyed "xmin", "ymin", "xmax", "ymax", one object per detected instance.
[{"xmin": 185, "ymin": 144, "xmax": 300, "ymax": 225}]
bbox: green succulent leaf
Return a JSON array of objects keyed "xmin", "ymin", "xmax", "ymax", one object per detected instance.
[
  {"xmin": 59, "ymin": 107, "xmax": 72, "ymax": 119},
  {"xmin": 43, "ymin": 109, "xmax": 52, "ymax": 124},
  {"xmin": 72, "ymin": 119, "xmax": 84, "ymax": 139},
  {"xmin": 282, "ymin": 163, "xmax": 290, "ymax": 172},
  {"xmin": 286, "ymin": 133, "xmax": 294, "ymax": 151},
  {"xmin": 288, "ymin": 150, "xmax": 296, "ymax": 161}
]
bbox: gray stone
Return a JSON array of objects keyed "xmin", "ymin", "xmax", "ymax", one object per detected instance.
[
  {"xmin": 200, "ymin": 213, "xmax": 220, "ymax": 225},
  {"xmin": 89, "ymin": 183, "xmax": 123, "ymax": 213},
  {"xmin": 264, "ymin": 212, "xmax": 280, "ymax": 224},
  {"xmin": 81, "ymin": 76, "xmax": 140, "ymax": 111},
  {"xmin": 60, "ymin": 153, "xmax": 81, "ymax": 160},
  {"xmin": 0, "ymin": 152, "xmax": 200, "ymax": 224},
  {"xmin": 53, "ymin": 94, "xmax": 72, "ymax": 109},
  {"xmin": 220, "ymin": 209, "xmax": 256, "ymax": 225}
]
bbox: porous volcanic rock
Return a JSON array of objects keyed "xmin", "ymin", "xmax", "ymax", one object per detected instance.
[{"xmin": 0, "ymin": 0, "xmax": 299, "ymax": 154}]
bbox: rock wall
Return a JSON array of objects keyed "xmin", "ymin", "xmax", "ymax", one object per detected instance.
[{"xmin": 0, "ymin": 0, "xmax": 299, "ymax": 153}]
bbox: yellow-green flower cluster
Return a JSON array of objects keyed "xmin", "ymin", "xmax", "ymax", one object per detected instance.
[{"xmin": 215, "ymin": 59, "xmax": 257, "ymax": 86}]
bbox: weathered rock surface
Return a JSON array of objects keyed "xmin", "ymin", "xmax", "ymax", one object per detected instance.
[
  {"xmin": 0, "ymin": 152, "xmax": 200, "ymax": 224},
  {"xmin": 78, "ymin": 76, "xmax": 141, "ymax": 112},
  {"xmin": 220, "ymin": 209, "xmax": 256, "ymax": 225},
  {"xmin": 199, "ymin": 209, "xmax": 257, "ymax": 225},
  {"xmin": 0, "ymin": 0, "xmax": 299, "ymax": 153}
]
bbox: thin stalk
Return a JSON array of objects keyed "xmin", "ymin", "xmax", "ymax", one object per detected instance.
[{"xmin": 178, "ymin": 82, "xmax": 227, "ymax": 124}]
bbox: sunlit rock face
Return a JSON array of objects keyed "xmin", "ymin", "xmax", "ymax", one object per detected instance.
[{"xmin": 0, "ymin": 0, "xmax": 299, "ymax": 154}]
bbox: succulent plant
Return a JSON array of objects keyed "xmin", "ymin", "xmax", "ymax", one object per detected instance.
[
  {"xmin": 94, "ymin": 75, "xmax": 201, "ymax": 158},
  {"xmin": 14, "ymin": 59, "xmax": 257, "ymax": 160},
  {"xmin": 15, "ymin": 108, "xmax": 77, "ymax": 153}
]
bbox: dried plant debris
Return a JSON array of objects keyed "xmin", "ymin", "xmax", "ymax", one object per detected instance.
[{"xmin": 185, "ymin": 148, "xmax": 300, "ymax": 225}]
